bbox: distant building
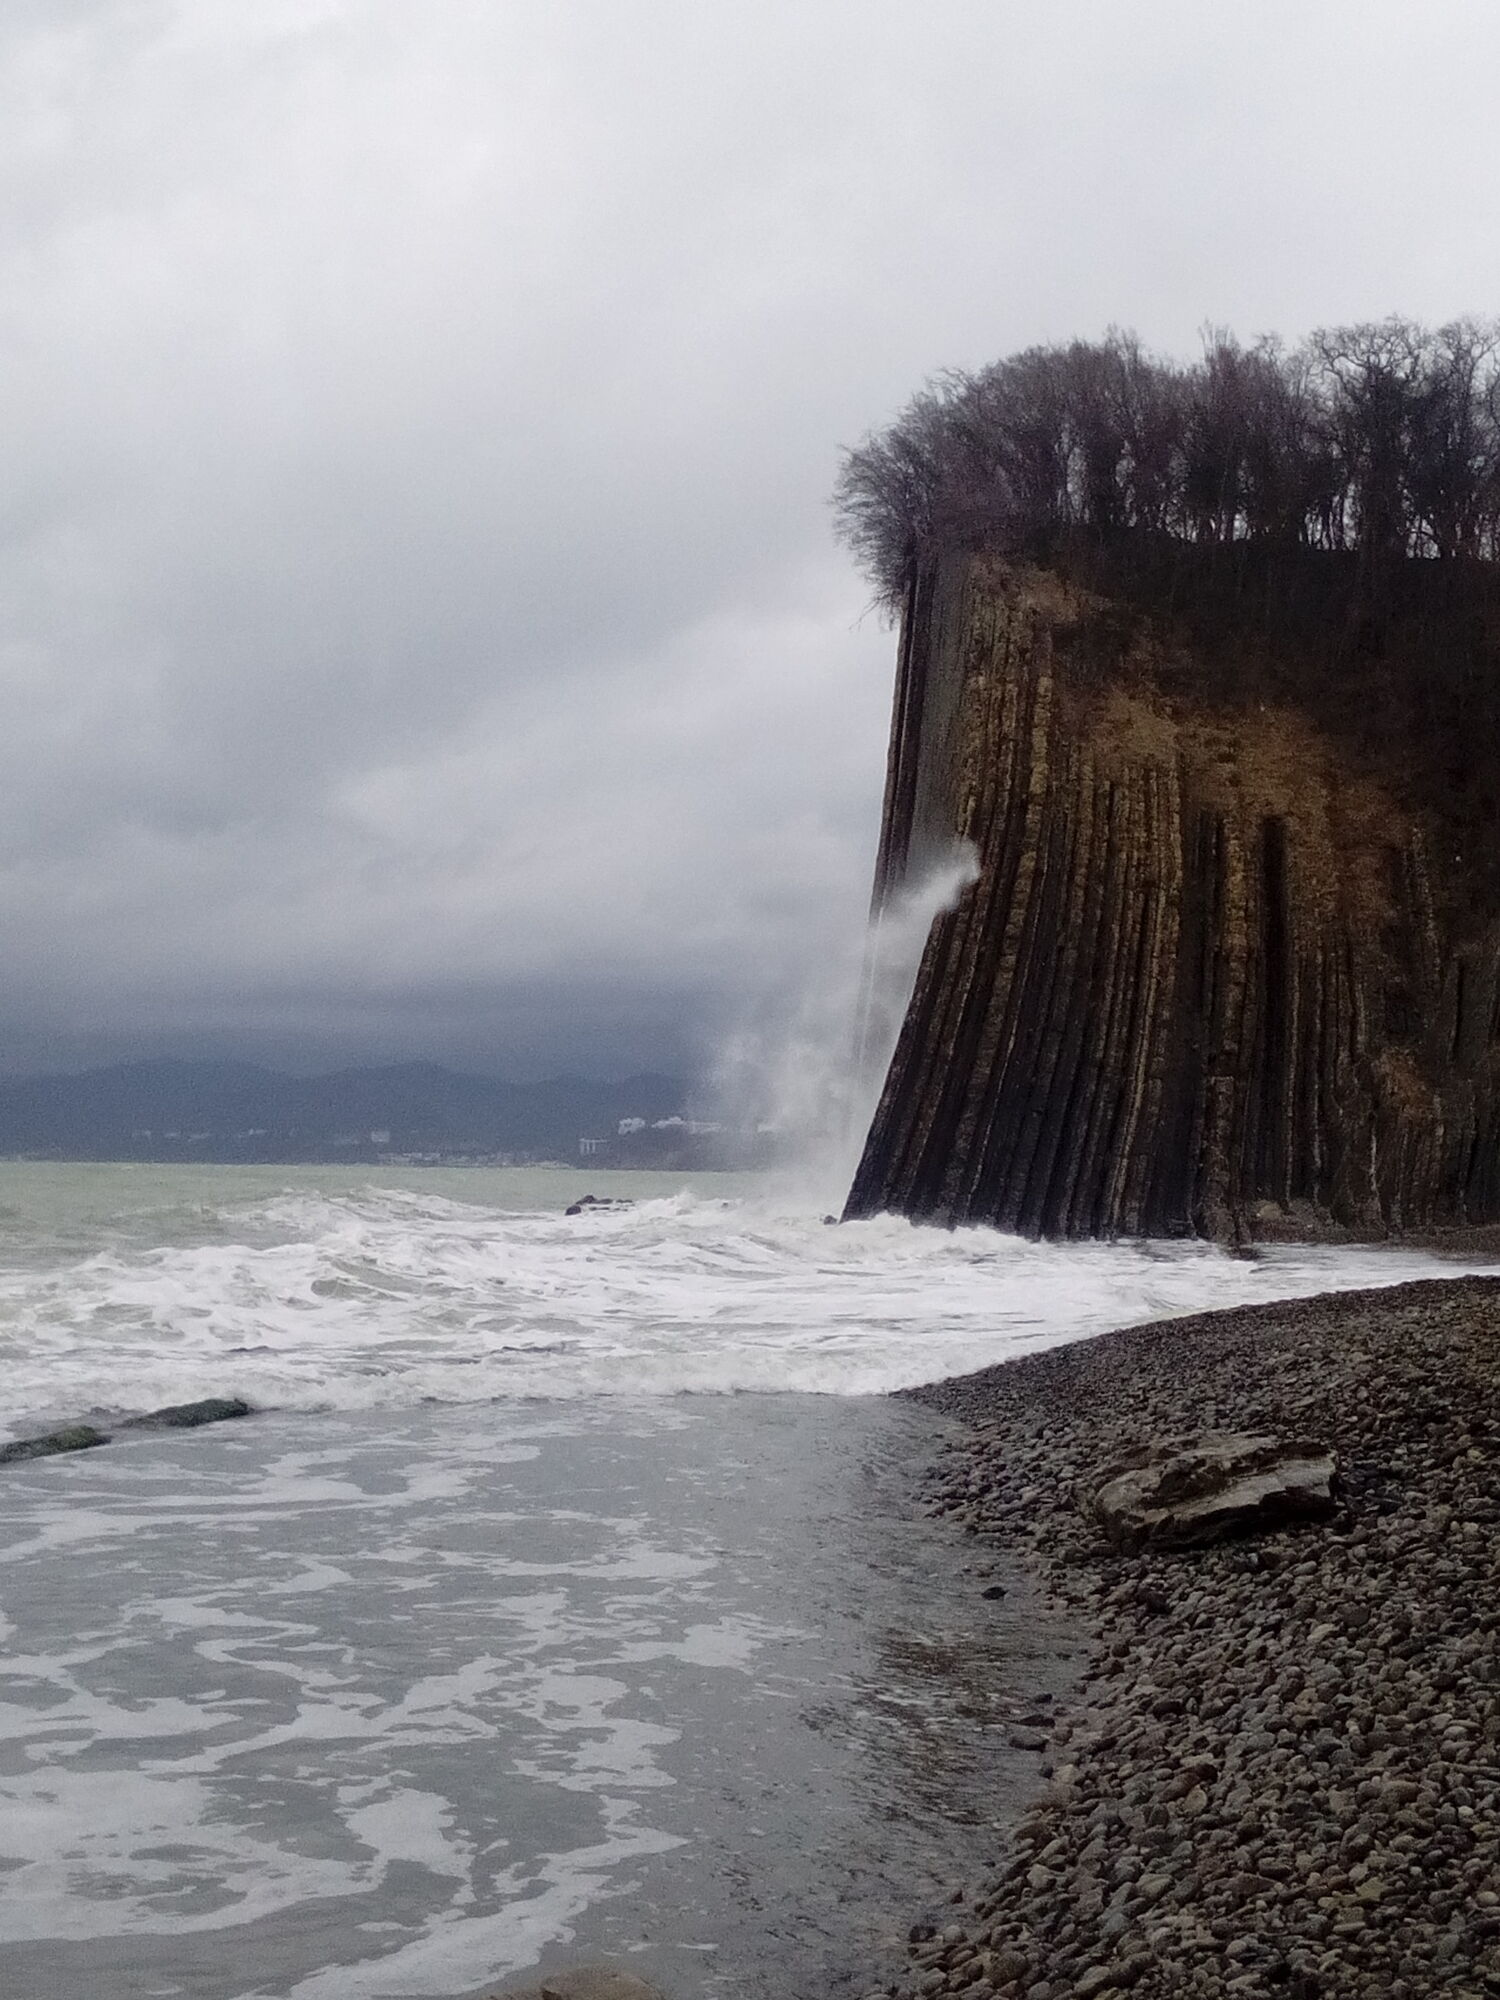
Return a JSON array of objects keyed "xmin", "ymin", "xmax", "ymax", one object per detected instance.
[{"xmin": 579, "ymin": 1136, "xmax": 606, "ymax": 1156}]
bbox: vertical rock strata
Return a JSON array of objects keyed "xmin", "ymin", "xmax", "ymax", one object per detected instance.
[{"xmin": 845, "ymin": 556, "xmax": 1500, "ymax": 1240}]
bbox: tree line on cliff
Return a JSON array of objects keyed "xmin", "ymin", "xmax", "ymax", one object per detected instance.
[{"xmin": 835, "ymin": 319, "xmax": 1500, "ymax": 610}]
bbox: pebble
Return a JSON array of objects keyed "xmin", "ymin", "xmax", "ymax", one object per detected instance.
[{"xmin": 872, "ymin": 1277, "xmax": 1500, "ymax": 2000}]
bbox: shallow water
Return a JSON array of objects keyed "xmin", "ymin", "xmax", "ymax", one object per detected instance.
[
  {"xmin": 0, "ymin": 1395, "xmax": 1078, "ymax": 2000},
  {"xmin": 0, "ymin": 1162, "xmax": 1493, "ymax": 1998}
]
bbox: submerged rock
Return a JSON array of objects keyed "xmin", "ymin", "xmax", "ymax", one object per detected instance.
[
  {"xmin": 125, "ymin": 1396, "xmax": 253, "ymax": 1430},
  {"xmin": 564, "ymin": 1194, "xmax": 634, "ymax": 1216},
  {"xmin": 0, "ymin": 1423, "xmax": 110, "ymax": 1465},
  {"xmin": 492, "ymin": 1966, "xmax": 667, "ymax": 2000},
  {"xmin": 1088, "ymin": 1433, "xmax": 1338, "ymax": 1549},
  {"xmin": 0, "ymin": 1399, "xmax": 252, "ymax": 1465}
]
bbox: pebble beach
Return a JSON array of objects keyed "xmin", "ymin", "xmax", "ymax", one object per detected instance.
[{"xmin": 880, "ymin": 1274, "xmax": 1500, "ymax": 2000}]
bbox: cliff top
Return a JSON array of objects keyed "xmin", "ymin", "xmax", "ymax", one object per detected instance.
[
  {"xmin": 837, "ymin": 320, "xmax": 1500, "ymax": 924},
  {"xmin": 835, "ymin": 318, "xmax": 1500, "ymax": 608}
]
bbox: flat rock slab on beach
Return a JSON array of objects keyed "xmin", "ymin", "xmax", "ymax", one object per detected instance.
[
  {"xmin": 891, "ymin": 1274, "xmax": 1500, "ymax": 2000},
  {"xmin": 1089, "ymin": 1433, "xmax": 1339, "ymax": 1549}
]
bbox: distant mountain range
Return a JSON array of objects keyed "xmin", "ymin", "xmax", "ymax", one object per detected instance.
[{"xmin": 0, "ymin": 1060, "xmax": 696, "ymax": 1165}]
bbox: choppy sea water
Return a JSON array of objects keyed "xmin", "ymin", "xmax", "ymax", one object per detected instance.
[
  {"xmin": 1, "ymin": 1162, "xmax": 1493, "ymax": 2000},
  {"xmin": 2, "ymin": 1163, "xmax": 1490, "ymax": 1421}
]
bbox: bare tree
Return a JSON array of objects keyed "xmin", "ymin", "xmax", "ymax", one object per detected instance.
[{"xmin": 834, "ymin": 318, "xmax": 1500, "ymax": 608}]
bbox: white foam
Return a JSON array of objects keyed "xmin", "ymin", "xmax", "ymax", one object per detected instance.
[
  {"xmin": 1, "ymin": 1182, "xmax": 1494, "ymax": 1428},
  {"xmin": 0, "ymin": 1407, "xmax": 722, "ymax": 1990}
]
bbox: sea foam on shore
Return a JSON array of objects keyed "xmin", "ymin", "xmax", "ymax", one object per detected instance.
[{"xmin": 4, "ymin": 1165, "xmax": 1497, "ymax": 1430}]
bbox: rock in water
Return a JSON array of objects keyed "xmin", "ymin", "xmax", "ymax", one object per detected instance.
[
  {"xmin": 0, "ymin": 1424, "xmax": 110, "ymax": 1465},
  {"xmin": 1088, "ymin": 1433, "xmax": 1337, "ymax": 1549},
  {"xmin": 125, "ymin": 1397, "xmax": 253, "ymax": 1430},
  {"xmin": 491, "ymin": 1967, "xmax": 667, "ymax": 2000}
]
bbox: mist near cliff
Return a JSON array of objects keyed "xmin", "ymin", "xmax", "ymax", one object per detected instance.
[
  {"xmin": 712, "ymin": 847, "xmax": 978, "ymax": 1208},
  {"xmin": 2, "ymin": 2, "xmax": 1498, "ymax": 1079}
]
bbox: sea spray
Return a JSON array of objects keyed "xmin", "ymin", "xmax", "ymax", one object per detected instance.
[
  {"xmin": 848, "ymin": 844, "xmax": 979, "ymax": 1155},
  {"xmin": 709, "ymin": 846, "xmax": 978, "ymax": 1208}
]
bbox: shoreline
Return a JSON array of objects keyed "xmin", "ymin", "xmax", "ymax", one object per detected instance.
[{"xmin": 872, "ymin": 1274, "xmax": 1500, "ymax": 2000}]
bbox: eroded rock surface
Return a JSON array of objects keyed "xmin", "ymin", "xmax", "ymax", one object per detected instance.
[
  {"xmin": 846, "ymin": 554, "xmax": 1500, "ymax": 1241},
  {"xmin": 1089, "ymin": 1433, "xmax": 1338, "ymax": 1549}
]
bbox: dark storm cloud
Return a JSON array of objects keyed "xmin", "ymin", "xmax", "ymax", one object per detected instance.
[{"xmin": 3, "ymin": 1, "xmax": 1499, "ymax": 1077}]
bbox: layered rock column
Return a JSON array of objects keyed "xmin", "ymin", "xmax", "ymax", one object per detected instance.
[{"xmin": 844, "ymin": 556, "xmax": 1500, "ymax": 1240}]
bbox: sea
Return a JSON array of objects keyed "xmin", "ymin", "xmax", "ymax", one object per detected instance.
[{"xmin": 0, "ymin": 1160, "xmax": 1492, "ymax": 2000}]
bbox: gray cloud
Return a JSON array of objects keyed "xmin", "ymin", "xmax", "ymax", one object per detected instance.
[{"xmin": 4, "ymin": 0, "xmax": 1499, "ymax": 1078}]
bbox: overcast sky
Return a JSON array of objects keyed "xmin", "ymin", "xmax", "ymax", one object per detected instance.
[{"xmin": 4, "ymin": 0, "xmax": 1500, "ymax": 1081}]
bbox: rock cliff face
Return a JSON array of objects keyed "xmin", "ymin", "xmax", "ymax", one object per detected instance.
[{"xmin": 845, "ymin": 553, "xmax": 1500, "ymax": 1241}]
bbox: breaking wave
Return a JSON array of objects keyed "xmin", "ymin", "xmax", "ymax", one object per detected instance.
[{"xmin": 1, "ymin": 1178, "xmax": 1492, "ymax": 1431}]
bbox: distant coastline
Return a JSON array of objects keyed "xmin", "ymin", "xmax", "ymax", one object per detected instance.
[{"xmin": 0, "ymin": 1056, "xmax": 773, "ymax": 1171}]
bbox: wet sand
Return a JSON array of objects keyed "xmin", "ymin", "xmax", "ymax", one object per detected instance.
[{"xmin": 877, "ymin": 1275, "xmax": 1500, "ymax": 2000}]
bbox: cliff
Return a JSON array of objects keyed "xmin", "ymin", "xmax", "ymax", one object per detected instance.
[{"xmin": 844, "ymin": 551, "xmax": 1500, "ymax": 1241}]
